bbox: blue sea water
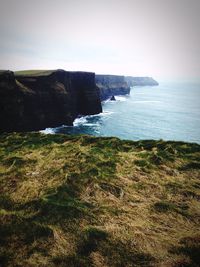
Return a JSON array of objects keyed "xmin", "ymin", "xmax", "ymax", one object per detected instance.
[{"xmin": 42, "ymin": 81, "xmax": 200, "ymax": 144}]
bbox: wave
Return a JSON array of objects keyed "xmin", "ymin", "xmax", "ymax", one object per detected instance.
[
  {"xmin": 40, "ymin": 123, "xmax": 71, "ymax": 134},
  {"xmin": 40, "ymin": 110, "xmax": 114, "ymax": 134},
  {"xmin": 115, "ymin": 95, "xmax": 128, "ymax": 101},
  {"xmin": 73, "ymin": 111, "xmax": 114, "ymax": 126},
  {"xmin": 40, "ymin": 128, "xmax": 55, "ymax": 134},
  {"xmin": 73, "ymin": 116, "xmax": 88, "ymax": 126},
  {"xmin": 102, "ymin": 99, "xmax": 111, "ymax": 104},
  {"xmin": 100, "ymin": 111, "xmax": 114, "ymax": 116}
]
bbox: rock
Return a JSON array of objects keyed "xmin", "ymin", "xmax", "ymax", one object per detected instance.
[
  {"xmin": 95, "ymin": 74, "xmax": 130, "ymax": 101},
  {"xmin": 125, "ymin": 76, "xmax": 159, "ymax": 86},
  {"xmin": 110, "ymin": 95, "xmax": 116, "ymax": 101},
  {"xmin": 0, "ymin": 69, "xmax": 102, "ymax": 132}
]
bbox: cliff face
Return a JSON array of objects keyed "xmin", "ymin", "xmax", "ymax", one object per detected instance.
[
  {"xmin": 95, "ymin": 75, "xmax": 130, "ymax": 101},
  {"xmin": 125, "ymin": 76, "xmax": 159, "ymax": 86},
  {"xmin": 0, "ymin": 70, "xmax": 102, "ymax": 132}
]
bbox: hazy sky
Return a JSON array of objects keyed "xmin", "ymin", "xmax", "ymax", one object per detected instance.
[{"xmin": 0, "ymin": 0, "xmax": 200, "ymax": 78}]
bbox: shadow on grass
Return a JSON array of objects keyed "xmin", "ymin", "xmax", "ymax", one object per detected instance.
[
  {"xmin": 170, "ymin": 236, "xmax": 200, "ymax": 267},
  {"xmin": 153, "ymin": 201, "xmax": 191, "ymax": 218},
  {"xmin": 179, "ymin": 162, "xmax": 200, "ymax": 171},
  {"xmin": 52, "ymin": 231, "xmax": 155, "ymax": 267}
]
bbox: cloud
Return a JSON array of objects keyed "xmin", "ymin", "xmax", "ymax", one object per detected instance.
[{"xmin": 0, "ymin": 0, "xmax": 200, "ymax": 78}]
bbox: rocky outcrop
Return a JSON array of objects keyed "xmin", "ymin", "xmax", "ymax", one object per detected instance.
[
  {"xmin": 110, "ymin": 95, "xmax": 116, "ymax": 101},
  {"xmin": 0, "ymin": 69, "xmax": 102, "ymax": 132},
  {"xmin": 125, "ymin": 76, "xmax": 159, "ymax": 86},
  {"xmin": 95, "ymin": 75, "xmax": 130, "ymax": 101}
]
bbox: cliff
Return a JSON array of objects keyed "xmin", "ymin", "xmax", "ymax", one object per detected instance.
[
  {"xmin": 125, "ymin": 76, "xmax": 159, "ymax": 86},
  {"xmin": 95, "ymin": 74, "xmax": 130, "ymax": 101},
  {"xmin": 0, "ymin": 69, "xmax": 102, "ymax": 132}
]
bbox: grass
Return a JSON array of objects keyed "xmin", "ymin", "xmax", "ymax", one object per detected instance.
[
  {"xmin": 14, "ymin": 70, "xmax": 56, "ymax": 76},
  {"xmin": 0, "ymin": 133, "xmax": 200, "ymax": 266}
]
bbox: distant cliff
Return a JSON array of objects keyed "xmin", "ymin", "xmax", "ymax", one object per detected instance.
[
  {"xmin": 125, "ymin": 76, "xmax": 159, "ymax": 86},
  {"xmin": 0, "ymin": 69, "xmax": 102, "ymax": 132},
  {"xmin": 95, "ymin": 75, "xmax": 130, "ymax": 101}
]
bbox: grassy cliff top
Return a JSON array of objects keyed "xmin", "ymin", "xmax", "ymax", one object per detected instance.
[
  {"xmin": 14, "ymin": 70, "xmax": 95, "ymax": 78},
  {"xmin": 14, "ymin": 70, "xmax": 57, "ymax": 76},
  {"xmin": 0, "ymin": 133, "xmax": 200, "ymax": 267}
]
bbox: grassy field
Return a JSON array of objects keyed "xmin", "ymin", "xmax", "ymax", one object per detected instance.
[
  {"xmin": 0, "ymin": 133, "xmax": 200, "ymax": 267},
  {"xmin": 14, "ymin": 70, "xmax": 56, "ymax": 76}
]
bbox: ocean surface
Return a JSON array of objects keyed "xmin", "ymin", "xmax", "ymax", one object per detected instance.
[{"xmin": 42, "ymin": 81, "xmax": 200, "ymax": 144}]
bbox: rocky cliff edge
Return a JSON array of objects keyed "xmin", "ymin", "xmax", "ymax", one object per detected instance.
[
  {"xmin": 95, "ymin": 74, "xmax": 130, "ymax": 101},
  {"xmin": 0, "ymin": 69, "xmax": 102, "ymax": 132},
  {"xmin": 125, "ymin": 76, "xmax": 159, "ymax": 86}
]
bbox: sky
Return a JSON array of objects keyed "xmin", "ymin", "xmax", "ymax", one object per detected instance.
[{"xmin": 0, "ymin": 0, "xmax": 200, "ymax": 79}]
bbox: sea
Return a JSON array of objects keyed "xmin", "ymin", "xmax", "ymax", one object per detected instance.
[{"xmin": 42, "ymin": 81, "xmax": 200, "ymax": 144}]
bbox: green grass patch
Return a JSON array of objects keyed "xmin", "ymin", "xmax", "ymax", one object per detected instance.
[{"xmin": 0, "ymin": 132, "xmax": 200, "ymax": 266}]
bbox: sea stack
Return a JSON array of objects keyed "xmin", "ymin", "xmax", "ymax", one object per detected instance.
[
  {"xmin": 110, "ymin": 95, "xmax": 116, "ymax": 101},
  {"xmin": 95, "ymin": 74, "xmax": 130, "ymax": 101}
]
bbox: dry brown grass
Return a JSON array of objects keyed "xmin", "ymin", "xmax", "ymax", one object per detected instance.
[{"xmin": 0, "ymin": 133, "xmax": 200, "ymax": 266}]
